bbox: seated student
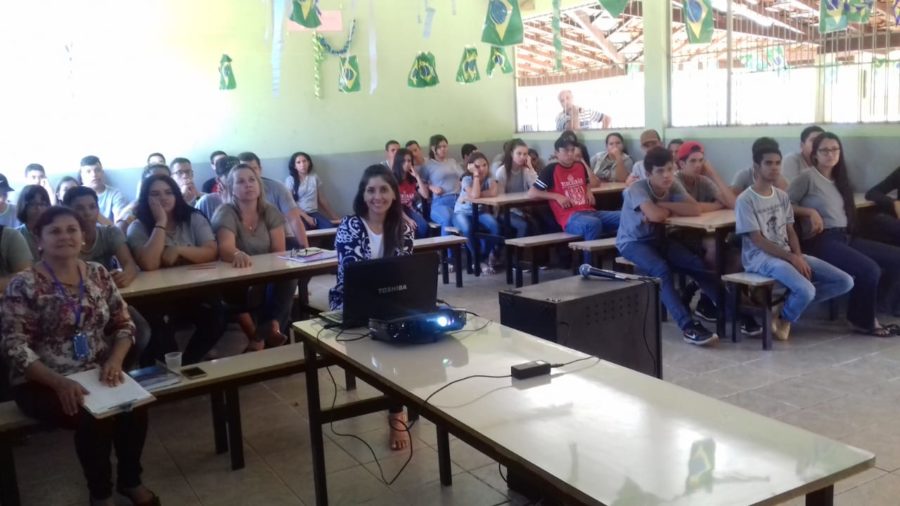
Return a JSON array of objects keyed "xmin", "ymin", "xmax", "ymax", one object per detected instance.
[
  {"xmin": 420, "ymin": 135, "xmax": 463, "ymax": 233},
  {"xmin": 195, "ymin": 155, "xmax": 239, "ymax": 219},
  {"xmin": 461, "ymin": 143, "xmax": 479, "ymax": 162},
  {"xmin": 667, "ymin": 139, "xmax": 684, "ymax": 159},
  {"xmin": 495, "ymin": 139, "xmax": 539, "ymax": 237},
  {"xmin": 15, "ymin": 184, "xmax": 52, "ymax": 258},
  {"xmin": 24, "ymin": 163, "xmax": 57, "ymax": 205},
  {"xmin": 864, "ymin": 164, "xmax": 900, "ymax": 247},
  {"xmin": 736, "ymin": 144, "xmax": 853, "ymax": 341},
  {"xmin": 789, "ymin": 132, "xmax": 900, "ymax": 336},
  {"xmin": 170, "ymin": 157, "xmax": 203, "ymax": 206},
  {"xmin": 124, "ymin": 164, "xmax": 171, "ymax": 235},
  {"xmin": 127, "ymin": 175, "xmax": 225, "ymax": 363},
  {"xmin": 79, "ymin": 156, "xmax": 129, "ymax": 226},
  {"xmin": 405, "ymin": 140, "xmax": 427, "ymax": 169},
  {"xmin": 626, "ymin": 129, "xmax": 663, "ymax": 184},
  {"xmin": 528, "ymin": 136, "xmax": 620, "ymax": 240},
  {"xmin": 330, "ymin": 165, "xmax": 414, "ymax": 452},
  {"xmin": 782, "ymin": 125, "xmax": 824, "ymax": 181},
  {"xmin": 56, "ymin": 176, "xmax": 80, "ymax": 205},
  {"xmin": 591, "ymin": 132, "xmax": 634, "ymax": 183},
  {"xmin": 237, "ymin": 152, "xmax": 309, "ymax": 249},
  {"xmin": 0, "ymin": 174, "xmax": 18, "ymax": 227},
  {"xmin": 146, "ymin": 152, "xmax": 166, "ymax": 166},
  {"xmin": 616, "ymin": 147, "xmax": 718, "ymax": 345},
  {"xmin": 730, "ymin": 137, "xmax": 789, "ymax": 195},
  {"xmin": 213, "ymin": 164, "xmax": 296, "ymax": 350},
  {"xmin": 1, "ymin": 206, "xmax": 159, "ymax": 506},
  {"xmin": 528, "ymin": 148, "xmax": 545, "ymax": 172},
  {"xmin": 284, "ymin": 152, "xmax": 340, "ymax": 230},
  {"xmin": 574, "ymin": 142, "xmax": 591, "ymax": 168},
  {"xmin": 382, "ymin": 140, "xmax": 400, "ymax": 168},
  {"xmin": 391, "ymin": 148, "xmax": 430, "ymax": 238},
  {"xmin": 202, "ymin": 150, "xmax": 227, "ymax": 194},
  {"xmin": 0, "ymin": 225, "xmax": 33, "ymax": 291},
  {"xmin": 454, "ymin": 152, "xmax": 503, "ymax": 273}
]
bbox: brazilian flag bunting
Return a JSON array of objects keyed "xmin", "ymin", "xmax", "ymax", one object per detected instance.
[
  {"xmin": 338, "ymin": 56, "xmax": 360, "ymax": 93},
  {"xmin": 456, "ymin": 47, "xmax": 481, "ymax": 84},
  {"xmin": 408, "ymin": 52, "xmax": 440, "ymax": 88},
  {"xmin": 290, "ymin": 0, "xmax": 322, "ymax": 29},
  {"xmin": 482, "ymin": 0, "xmax": 524, "ymax": 46},
  {"xmin": 684, "ymin": 0, "xmax": 714, "ymax": 44},
  {"xmin": 219, "ymin": 54, "xmax": 236, "ymax": 90},
  {"xmin": 847, "ymin": 0, "xmax": 872, "ymax": 23},
  {"xmin": 598, "ymin": 0, "xmax": 630, "ymax": 18},
  {"xmin": 486, "ymin": 46, "xmax": 513, "ymax": 76},
  {"xmin": 894, "ymin": 0, "xmax": 900, "ymax": 26},
  {"xmin": 819, "ymin": 0, "xmax": 848, "ymax": 33}
]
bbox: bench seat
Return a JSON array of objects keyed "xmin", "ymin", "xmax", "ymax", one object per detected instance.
[{"xmin": 506, "ymin": 233, "xmax": 582, "ymax": 287}]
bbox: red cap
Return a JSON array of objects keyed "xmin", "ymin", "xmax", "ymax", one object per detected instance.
[{"xmin": 676, "ymin": 141, "xmax": 704, "ymax": 161}]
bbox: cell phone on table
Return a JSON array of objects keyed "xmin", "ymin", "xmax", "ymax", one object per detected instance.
[
  {"xmin": 180, "ymin": 366, "xmax": 207, "ymax": 380},
  {"xmin": 295, "ymin": 247, "xmax": 323, "ymax": 257}
]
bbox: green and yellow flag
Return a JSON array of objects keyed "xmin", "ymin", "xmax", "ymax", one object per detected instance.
[
  {"xmin": 408, "ymin": 52, "xmax": 439, "ymax": 88},
  {"xmin": 486, "ymin": 46, "xmax": 513, "ymax": 76},
  {"xmin": 456, "ymin": 47, "xmax": 480, "ymax": 84},
  {"xmin": 482, "ymin": 0, "xmax": 524, "ymax": 46},
  {"xmin": 338, "ymin": 56, "xmax": 360, "ymax": 93},
  {"xmin": 819, "ymin": 0, "xmax": 848, "ymax": 33},
  {"xmin": 219, "ymin": 54, "xmax": 236, "ymax": 90},
  {"xmin": 598, "ymin": 0, "xmax": 630, "ymax": 17},
  {"xmin": 290, "ymin": 0, "xmax": 322, "ymax": 29},
  {"xmin": 847, "ymin": 0, "xmax": 872, "ymax": 23},
  {"xmin": 684, "ymin": 0, "xmax": 713, "ymax": 44}
]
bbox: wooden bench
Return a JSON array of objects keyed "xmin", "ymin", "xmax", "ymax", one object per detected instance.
[
  {"xmin": 505, "ymin": 233, "xmax": 581, "ymax": 287},
  {"xmin": 414, "ymin": 235, "xmax": 468, "ymax": 287},
  {"xmin": 722, "ymin": 272, "xmax": 780, "ymax": 350},
  {"xmin": 569, "ymin": 238, "xmax": 618, "ymax": 271}
]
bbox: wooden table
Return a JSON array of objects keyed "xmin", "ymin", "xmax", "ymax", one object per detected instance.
[{"xmin": 293, "ymin": 318, "xmax": 874, "ymax": 506}]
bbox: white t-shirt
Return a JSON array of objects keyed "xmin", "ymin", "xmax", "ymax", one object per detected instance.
[{"xmin": 361, "ymin": 219, "xmax": 384, "ymax": 259}]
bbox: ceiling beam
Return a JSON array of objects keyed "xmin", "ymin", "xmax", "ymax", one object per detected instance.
[{"xmin": 570, "ymin": 10, "xmax": 627, "ymax": 68}]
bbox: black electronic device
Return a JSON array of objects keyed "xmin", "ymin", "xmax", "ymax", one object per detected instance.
[
  {"xmin": 368, "ymin": 308, "xmax": 467, "ymax": 344},
  {"xmin": 181, "ymin": 366, "xmax": 207, "ymax": 380},
  {"xmin": 499, "ymin": 275, "xmax": 662, "ymax": 378}
]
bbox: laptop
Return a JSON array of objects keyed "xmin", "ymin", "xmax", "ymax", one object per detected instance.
[{"xmin": 320, "ymin": 252, "xmax": 440, "ymax": 328}]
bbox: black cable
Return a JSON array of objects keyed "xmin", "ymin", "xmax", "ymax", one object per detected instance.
[
  {"xmin": 548, "ymin": 355, "xmax": 599, "ymax": 369},
  {"xmin": 498, "ymin": 462, "xmax": 507, "ymax": 485}
]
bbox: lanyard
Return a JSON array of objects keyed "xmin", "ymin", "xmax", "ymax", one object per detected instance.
[{"xmin": 43, "ymin": 261, "xmax": 86, "ymax": 330}]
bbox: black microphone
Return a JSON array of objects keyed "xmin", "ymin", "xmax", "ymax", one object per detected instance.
[{"xmin": 579, "ymin": 264, "xmax": 631, "ymax": 281}]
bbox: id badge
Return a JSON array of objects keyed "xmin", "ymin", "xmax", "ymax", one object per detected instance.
[{"xmin": 72, "ymin": 332, "xmax": 90, "ymax": 360}]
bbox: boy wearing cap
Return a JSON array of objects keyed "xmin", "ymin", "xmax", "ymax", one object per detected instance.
[
  {"xmin": 626, "ymin": 129, "xmax": 663, "ymax": 184},
  {"xmin": 0, "ymin": 174, "xmax": 19, "ymax": 227},
  {"xmin": 528, "ymin": 136, "xmax": 620, "ymax": 240}
]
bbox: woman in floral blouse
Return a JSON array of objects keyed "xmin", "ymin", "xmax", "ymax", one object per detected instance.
[{"xmin": 1, "ymin": 206, "xmax": 158, "ymax": 506}]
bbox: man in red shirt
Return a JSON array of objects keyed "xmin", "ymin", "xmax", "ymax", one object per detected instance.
[{"xmin": 528, "ymin": 136, "xmax": 620, "ymax": 239}]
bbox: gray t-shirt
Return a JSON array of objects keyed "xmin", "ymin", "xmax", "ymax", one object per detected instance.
[
  {"xmin": 494, "ymin": 165, "xmax": 534, "ymax": 194},
  {"xmin": 731, "ymin": 167, "xmax": 755, "ymax": 193},
  {"xmin": 787, "ymin": 168, "xmax": 848, "ymax": 237},
  {"xmin": 15, "ymin": 225, "xmax": 38, "ymax": 260},
  {"xmin": 454, "ymin": 176, "xmax": 492, "ymax": 214},
  {"xmin": 629, "ymin": 160, "xmax": 647, "ymax": 180},
  {"xmin": 0, "ymin": 226, "xmax": 33, "ymax": 277},
  {"xmin": 284, "ymin": 173, "xmax": 320, "ymax": 213},
  {"xmin": 96, "ymin": 186, "xmax": 130, "ymax": 223},
  {"xmin": 212, "ymin": 203, "xmax": 285, "ymax": 256},
  {"xmin": 591, "ymin": 152, "xmax": 634, "ymax": 182},
  {"xmin": 421, "ymin": 159, "xmax": 463, "ymax": 195},
  {"xmin": 781, "ymin": 152, "xmax": 811, "ymax": 182},
  {"xmin": 195, "ymin": 192, "xmax": 224, "ymax": 220},
  {"xmin": 81, "ymin": 225, "xmax": 126, "ymax": 268},
  {"xmin": 616, "ymin": 179, "xmax": 688, "ymax": 250},
  {"xmin": 263, "ymin": 177, "xmax": 298, "ymax": 238},
  {"xmin": 126, "ymin": 212, "xmax": 215, "ymax": 252},
  {"xmin": 0, "ymin": 204, "xmax": 18, "ymax": 227},
  {"xmin": 676, "ymin": 173, "xmax": 719, "ymax": 203},
  {"xmin": 735, "ymin": 187, "xmax": 794, "ymax": 273}
]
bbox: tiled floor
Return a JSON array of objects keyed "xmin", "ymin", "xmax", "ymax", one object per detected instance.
[{"xmin": 12, "ymin": 268, "xmax": 900, "ymax": 505}]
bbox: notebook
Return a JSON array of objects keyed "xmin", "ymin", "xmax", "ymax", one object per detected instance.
[
  {"xmin": 128, "ymin": 364, "xmax": 182, "ymax": 392},
  {"xmin": 67, "ymin": 368, "xmax": 156, "ymax": 419}
]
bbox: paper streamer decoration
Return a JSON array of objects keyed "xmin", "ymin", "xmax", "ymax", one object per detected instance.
[
  {"xmin": 271, "ymin": 0, "xmax": 286, "ymax": 96},
  {"xmin": 486, "ymin": 46, "xmax": 513, "ymax": 76},
  {"xmin": 312, "ymin": 20, "xmax": 357, "ymax": 98},
  {"xmin": 552, "ymin": 0, "xmax": 562, "ymax": 70},
  {"xmin": 368, "ymin": 0, "xmax": 378, "ymax": 94},
  {"xmin": 456, "ymin": 47, "xmax": 480, "ymax": 84},
  {"xmin": 894, "ymin": 0, "xmax": 900, "ymax": 25},
  {"xmin": 339, "ymin": 56, "xmax": 361, "ymax": 92},
  {"xmin": 819, "ymin": 0, "xmax": 848, "ymax": 34},
  {"xmin": 598, "ymin": 0, "xmax": 630, "ymax": 17},
  {"xmin": 847, "ymin": 0, "xmax": 872, "ymax": 23},
  {"xmin": 219, "ymin": 54, "xmax": 236, "ymax": 90},
  {"xmin": 685, "ymin": 0, "xmax": 714, "ymax": 44},
  {"xmin": 482, "ymin": 0, "xmax": 524, "ymax": 46},
  {"xmin": 290, "ymin": 0, "xmax": 322, "ymax": 29},
  {"xmin": 423, "ymin": 5, "xmax": 436, "ymax": 38},
  {"xmin": 408, "ymin": 52, "xmax": 439, "ymax": 88}
]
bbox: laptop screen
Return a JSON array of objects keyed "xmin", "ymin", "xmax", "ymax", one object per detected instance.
[{"xmin": 341, "ymin": 252, "xmax": 440, "ymax": 328}]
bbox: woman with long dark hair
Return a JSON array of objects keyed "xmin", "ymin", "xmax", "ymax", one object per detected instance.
[
  {"xmin": 391, "ymin": 147, "xmax": 430, "ymax": 238},
  {"xmin": 591, "ymin": 132, "xmax": 633, "ymax": 182},
  {"xmin": 419, "ymin": 134, "xmax": 463, "ymax": 233},
  {"xmin": 494, "ymin": 139, "xmax": 539, "ymax": 237},
  {"xmin": 788, "ymin": 132, "xmax": 900, "ymax": 336},
  {"xmin": 15, "ymin": 184, "xmax": 52, "ymax": 259},
  {"xmin": 284, "ymin": 152, "xmax": 339, "ymax": 230}
]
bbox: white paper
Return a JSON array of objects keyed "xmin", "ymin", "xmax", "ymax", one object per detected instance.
[{"xmin": 68, "ymin": 368, "xmax": 155, "ymax": 418}]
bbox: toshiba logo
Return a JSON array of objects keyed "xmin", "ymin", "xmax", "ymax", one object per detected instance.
[{"xmin": 377, "ymin": 284, "xmax": 408, "ymax": 294}]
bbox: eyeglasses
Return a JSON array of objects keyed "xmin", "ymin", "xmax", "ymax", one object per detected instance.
[{"xmin": 817, "ymin": 147, "xmax": 841, "ymax": 155}]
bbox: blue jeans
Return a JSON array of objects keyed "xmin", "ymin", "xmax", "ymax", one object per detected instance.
[
  {"xmin": 750, "ymin": 254, "xmax": 853, "ymax": 323},
  {"xmin": 620, "ymin": 239, "xmax": 720, "ymax": 329},
  {"xmin": 564, "ymin": 210, "xmax": 621, "ymax": 240},
  {"xmin": 453, "ymin": 211, "xmax": 502, "ymax": 258},
  {"xmin": 403, "ymin": 206, "xmax": 429, "ymax": 239},
  {"xmin": 306, "ymin": 211, "xmax": 333, "ymax": 230},
  {"xmin": 429, "ymin": 193, "xmax": 458, "ymax": 235}
]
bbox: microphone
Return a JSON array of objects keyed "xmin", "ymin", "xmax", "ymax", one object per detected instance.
[{"xmin": 579, "ymin": 264, "xmax": 631, "ymax": 281}]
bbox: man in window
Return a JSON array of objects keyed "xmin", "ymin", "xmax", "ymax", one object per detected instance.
[{"xmin": 555, "ymin": 90, "xmax": 611, "ymax": 131}]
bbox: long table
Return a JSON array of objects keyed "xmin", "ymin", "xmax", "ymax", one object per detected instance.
[{"xmin": 293, "ymin": 318, "xmax": 874, "ymax": 506}]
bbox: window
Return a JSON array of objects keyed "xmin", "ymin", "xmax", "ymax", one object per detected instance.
[
  {"xmin": 515, "ymin": 1, "xmax": 646, "ymax": 132},
  {"xmin": 670, "ymin": 0, "xmax": 900, "ymax": 127}
]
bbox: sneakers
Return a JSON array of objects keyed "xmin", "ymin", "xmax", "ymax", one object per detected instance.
[
  {"xmin": 681, "ymin": 281, "xmax": 699, "ymax": 309},
  {"xmin": 683, "ymin": 321, "xmax": 718, "ymax": 346},
  {"xmin": 740, "ymin": 316, "xmax": 763, "ymax": 337},
  {"xmin": 771, "ymin": 303, "xmax": 791, "ymax": 341},
  {"xmin": 694, "ymin": 294, "xmax": 717, "ymax": 322}
]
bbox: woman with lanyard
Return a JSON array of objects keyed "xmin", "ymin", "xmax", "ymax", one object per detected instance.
[
  {"xmin": 419, "ymin": 134, "xmax": 463, "ymax": 235},
  {"xmin": 2, "ymin": 206, "xmax": 159, "ymax": 506}
]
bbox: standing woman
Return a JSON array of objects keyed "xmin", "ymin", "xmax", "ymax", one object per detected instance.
[
  {"xmin": 494, "ymin": 139, "xmax": 539, "ymax": 238},
  {"xmin": 127, "ymin": 175, "xmax": 225, "ymax": 364},
  {"xmin": 789, "ymin": 132, "xmax": 900, "ymax": 336},
  {"xmin": 1, "ymin": 206, "xmax": 158, "ymax": 506},
  {"xmin": 391, "ymin": 147, "xmax": 430, "ymax": 238},
  {"xmin": 419, "ymin": 134, "xmax": 463, "ymax": 233},
  {"xmin": 213, "ymin": 163, "xmax": 296, "ymax": 350},
  {"xmin": 591, "ymin": 132, "xmax": 634, "ymax": 182},
  {"xmin": 330, "ymin": 165, "xmax": 414, "ymax": 451},
  {"xmin": 285, "ymin": 152, "xmax": 340, "ymax": 230},
  {"xmin": 15, "ymin": 184, "xmax": 53, "ymax": 259}
]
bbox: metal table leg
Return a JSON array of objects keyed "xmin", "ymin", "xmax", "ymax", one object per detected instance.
[
  {"xmin": 225, "ymin": 388, "xmax": 245, "ymax": 470},
  {"xmin": 436, "ymin": 425, "xmax": 453, "ymax": 486},
  {"xmin": 304, "ymin": 341, "xmax": 329, "ymax": 506}
]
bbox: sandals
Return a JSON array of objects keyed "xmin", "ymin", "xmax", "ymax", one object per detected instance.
[{"xmin": 117, "ymin": 486, "xmax": 161, "ymax": 506}]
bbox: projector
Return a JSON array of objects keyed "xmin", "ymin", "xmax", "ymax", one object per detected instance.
[{"xmin": 369, "ymin": 308, "xmax": 467, "ymax": 344}]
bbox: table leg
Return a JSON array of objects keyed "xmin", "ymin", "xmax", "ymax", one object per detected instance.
[
  {"xmin": 504, "ymin": 208, "xmax": 514, "ymax": 285},
  {"xmin": 453, "ymin": 245, "xmax": 463, "ymax": 288},
  {"xmin": 715, "ymin": 228, "xmax": 728, "ymax": 340},
  {"xmin": 436, "ymin": 425, "xmax": 452, "ymax": 486},
  {"xmin": 805, "ymin": 485, "xmax": 833, "ymax": 506},
  {"xmin": 210, "ymin": 390, "xmax": 228, "ymax": 454},
  {"xmin": 472, "ymin": 204, "xmax": 482, "ymax": 276},
  {"xmin": 304, "ymin": 341, "xmax": 329, "ymax": 506},
  {"xmin": 0, "ymin": 437, "xmax": 21, "ymax": 506},
  {"xmin": 344, "ymin": 370, "xmax": 357, "ymax": 391},
  {"xmin": 441, "ymin": 248, "xmax": 449, "ymax": 285},
  {"xmin": 224, "ymin": 388, "xmax": 245, "ymax": 470}
]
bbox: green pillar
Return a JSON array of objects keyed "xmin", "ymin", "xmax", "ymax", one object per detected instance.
[{"xmin": 641, "ymin": 1, "xmax": 671, "ymax": 135}]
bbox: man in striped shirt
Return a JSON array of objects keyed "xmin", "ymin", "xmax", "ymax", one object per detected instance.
[{"xmin": 555, "ymin": 90, "xmax": 611, "ymax": 131}]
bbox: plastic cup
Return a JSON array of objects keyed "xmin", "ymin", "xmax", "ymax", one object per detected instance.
[{"xmin": 164, "ymin": 352, "xmax": 183, "ymax": 372}]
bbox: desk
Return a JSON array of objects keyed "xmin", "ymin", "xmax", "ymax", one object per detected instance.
[{"xmin": 293, "ymin": 319, "xmax": 873, "ymax": 506}]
